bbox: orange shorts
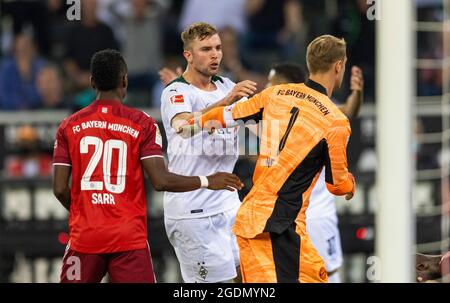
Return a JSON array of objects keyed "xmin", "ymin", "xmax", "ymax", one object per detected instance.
[{"xmin": 237, "ymin": 224, "xmax": 327, "ymax": 283}]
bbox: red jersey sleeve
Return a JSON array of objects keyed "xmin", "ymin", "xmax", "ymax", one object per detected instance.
[
  {"xmin": 140, "ymin": 117, "xmax": 163, "ymax": 160},
  {"xmin": 53, "ymin": 123, "xmax": 71, "ymax": 166}
]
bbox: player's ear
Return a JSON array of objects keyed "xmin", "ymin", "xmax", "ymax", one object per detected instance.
[
  {"xmin": 90, "ymin": 76, "xmax": 96, "ymax": 90},
  {"xmin": 183, "ymin": 49, "xmax": 192, "ymax": 64},
  {"xmin": 335, "ymin": 60, "xmax": 343, "ymax": 74},
  {"xmin": 123, "ymin": 74, "xmax": 128, "ymax": 89}
]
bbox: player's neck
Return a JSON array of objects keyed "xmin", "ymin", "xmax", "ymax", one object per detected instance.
[
  {"xmin": 308, "ymin": 74, "xmax": 334, "ymax": 97},
  {"xmin": 183, "ymin": 67, "xmax": 215, "ymax": 91},
  {"xmin": 96, "ymin": 91, "xmax": 123, "ymax": 103}
]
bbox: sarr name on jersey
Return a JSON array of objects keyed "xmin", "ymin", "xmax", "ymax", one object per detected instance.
[{"xmin": 92, "ymin": 193, "xmax": 115, "ymax": 205}]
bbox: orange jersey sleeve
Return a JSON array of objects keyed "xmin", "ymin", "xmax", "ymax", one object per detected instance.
[
  {"xmin": 198, "ymin": 106, "xmax": 226, "ymax": 128},
  {"xmin": 198, "ymin": 87, "xmax": 272, "ymax": 129},
  {"xmin": 324, "ymin": 118, "xmax": 355, "ymax": 196}
]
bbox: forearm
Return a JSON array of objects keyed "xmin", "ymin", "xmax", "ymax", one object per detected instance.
[
  {"xmin": 324, "ymin": 123, "xmax": 355, "ymax": 196},
  {"xmin": 176, "ymin": 106, "xmax": 230, "ymax": 137},
  {"xmin": 53, "ymin": 165, "xmax": 72, "ymax": 211},
  {"xmin": 55, "ymin": 187, "xmax": 71, "ymax": 211},
  {"xmin": 153, "ymin": 171, "xmax": 202, "ymax": 192},
  {"xmin": 339, "ymin": 90, "xmax": 362, "ymax": 119},
  {"xmin": 172, "ymin": 99, "xmax": 232, "ymax": 137},
  {"xmin": 184, "ymin": 97, "xmax": 233, "ymax": 120},
  {"xmin": 199, "ymin": 106, "xmax": 227, "ymax": 128}
]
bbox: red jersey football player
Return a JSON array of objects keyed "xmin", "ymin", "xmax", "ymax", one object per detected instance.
[{"xmin": 52, "ymin": 49, "xmax": 243, "ymax": 283}]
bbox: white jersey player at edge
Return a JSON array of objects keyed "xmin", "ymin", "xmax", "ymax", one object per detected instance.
[
  {"xmin": 160, "ymin": 22, "xmax": 257, "ymax": 283},
  {"xmin": 266, "ymin": 62, "xmax": 364, "ymax": 283}
]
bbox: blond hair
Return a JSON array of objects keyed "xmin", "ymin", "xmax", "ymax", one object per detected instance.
[
  {"xmin": 181, "ymin": 22, "xmax": 218, "ymax": 50},
  {"xmin": 306, "ymin": 35, "xmax": 347, "ymax": 74}
]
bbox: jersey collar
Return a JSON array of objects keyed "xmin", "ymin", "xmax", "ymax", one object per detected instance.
[
  {"xmin": 305, "ymin": 79, "xmax": 328, "ymax": 96},
  {"xmin": 93, "ymin": 99, "xmax": 123, "ymax": 106}
]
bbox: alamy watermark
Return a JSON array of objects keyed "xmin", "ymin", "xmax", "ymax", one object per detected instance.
[
  {"xmin": 171, "ymin": 118, "xmax": 291, "ymax": 160},
  {"xmin": 366, "ymin": 256, "xmax": 382, "ymax": 282},
  {"xmin": 66, "ymin": 0, "xmax": 81, "ymax": 21},
  {"xmin": 65, "ymin": 256, "xmax": 81, "ymax": 281},
  {"xmin": 367, "ymin": 0, "xmax": 381, "ymax": 21}
]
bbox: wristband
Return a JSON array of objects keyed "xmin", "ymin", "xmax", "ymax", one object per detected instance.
[{"xmin": 199, "ymin": 176, "xmax": 209, "ymax": 188}]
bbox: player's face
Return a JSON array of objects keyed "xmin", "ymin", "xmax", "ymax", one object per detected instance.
[
  {"xmin": 335, "ymin": 56, "xmax": 347, "ymax": 89},
  {"xmin": 189, "ymin": 34, "xmax": 223, "ymax": 77}
]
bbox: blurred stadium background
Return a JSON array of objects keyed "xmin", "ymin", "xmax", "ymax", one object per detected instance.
[{"xmin": 0, "ymin": 0, "xmax": 448, "ymax": 283}]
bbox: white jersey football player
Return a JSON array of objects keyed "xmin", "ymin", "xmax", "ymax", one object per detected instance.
[
  {"xmin": 266, "ymin": 62, "xmax": 364, "ymax": 283},
  {"xmin": 160, "ymin": 22, "xmax": 257, "ymax": 283}
]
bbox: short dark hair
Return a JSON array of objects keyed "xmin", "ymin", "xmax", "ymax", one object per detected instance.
[
  {"xmin": 90, "ymin": 49, "xmax": 127, "ymax": 91},
  {"xmin": 272, "ymin": 62, "xmax": 306, "ymax": 83}
]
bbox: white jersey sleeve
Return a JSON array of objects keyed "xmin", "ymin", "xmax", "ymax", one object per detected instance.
[{"xmin": 161, "ymin": 82, "xmax": 194, "ymax": 128}]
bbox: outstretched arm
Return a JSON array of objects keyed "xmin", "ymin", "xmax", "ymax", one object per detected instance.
[
  {"xmin": 178, "ymin": 87, "xmax": 271, "ymax": 135},
  {"xmin": 142, "ymin": 157, "xmax": 243, "ymax": 192},
  {"xmin": 171, "ymin": 80, "xmax": 258, "ymax": 138}
]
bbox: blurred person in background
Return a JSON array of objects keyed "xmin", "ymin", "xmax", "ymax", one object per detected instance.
[
  {"xmin": 36, "ymin": 65, "xmax": 67, "ymax": 109},
  {"xmin": 243, "ymin": 0, "xmax": 302, "ymax": 71},
  {"xmin": 105, "ymin": 0, "xmax": 165, "ymax": 106},
  {"xmin": 220, "ymin": 27, "xmax": 267, "ymax": 89},
  {"xmin": 63, "ymin": 0, "xmax": 119, "ymax": 94},
  {"xmin": 178, "ymin": 0, "xmax": 247, "ymax": 35},
  {"xmin": 1, "ymin": 0, "xmax": 52, "ymax": 56},
  {"xmin": 0, "ymin": 32, "xmax": 45, "ymax": 110},
  {"xmin": 45, "ymin": 0, "xmax": 76, "ymax": 60},
  {"xmin": 331, "ymin": 0, "xmax": 375, "ymax": 101},
  {"xmin": 154, "ymin": 56, "xmax": 185, "ymax": 108}
]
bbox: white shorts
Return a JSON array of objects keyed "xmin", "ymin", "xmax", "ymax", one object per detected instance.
[
  {"xmin": 164, "ymin": 206, "xmax": 240, "ymax": 283},
  {"xmin": 307, "ymin": 214, "xmax": 343, "ymax": 273}
]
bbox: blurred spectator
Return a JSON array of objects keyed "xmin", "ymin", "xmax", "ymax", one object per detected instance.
[
  {"xmin": 63, "ymin": 0, "xmax": 119, "ymax": 92},
  {"xmin": 179, "ymin": 0, "xmax": 247, "ymax": 34},
  {"xmin": 45, "ymin": 0, "xmax": 75, "ymax": 60},
  {"xmin": 96, "ymin": 0, "xmax": 128, "ymax": 44},
  {"xmin": 418, "ymin": 68, "xmax": 442, "ymax": 96},
  {"xmin": 36, "ymin": 66, "xmax": 67, "ymax": 109},
  {"xmin": 107, "ymin": 0, "xmax": 165, "ymax": 96},
  {"xmin": 160, "ymin": 0, "xmax": 185, "ymax": 55},
  {"xmin": 154, "ymin": 56, "xmax": 185, "ymax": 108},
  {"xmin": 220, "ymin": 27, "xmax": 266, "ymax": 89},
  {"xmin": 0, "ymin": 33, "xmax": 45, "ymax": 110},
  {"xmin": 1, "ymin": 0, "xmax": 52, "ymax": 57},
  {"xmin": 243, "ymin": 0, "xmax": 301, "ymax": 71},
  {"xmin": 300, "ymin": 0, "xmax": 333, "ymax": 42},
  {"xmin": 5, "ymin": 125, "xmax": 52, "ymax": 178},
  {"xmin": 331, "ymin": 0, "xmax": 375, "ymax": 101},
  {"xmin": 98, "ymin": 0, "xmax": 170, "ymax": 46}
]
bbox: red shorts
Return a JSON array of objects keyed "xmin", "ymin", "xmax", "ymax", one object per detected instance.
[{"xmin": 60, "ymin": 244, "xmax": 155, "ymax": 283}]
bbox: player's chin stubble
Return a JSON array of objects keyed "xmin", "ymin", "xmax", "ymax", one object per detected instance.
[{"xmin": 195, "ymin": 66, "xmax": 218, "ymax": 77}]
